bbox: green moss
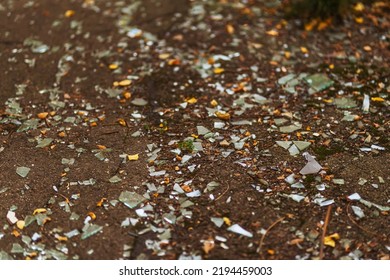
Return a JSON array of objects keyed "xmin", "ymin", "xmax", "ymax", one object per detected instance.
[
  {"xmin": 313, "ymin": 145, "xmax": 344, "ymax": 160},
  {"xmin": 178, "ymin": 139, "xmax": 195, "ymax": 153}
]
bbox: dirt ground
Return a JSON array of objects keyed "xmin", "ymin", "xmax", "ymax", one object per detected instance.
[{"xmin": 0, "ymin": 0, "xmax": 389, "ymax": 260}]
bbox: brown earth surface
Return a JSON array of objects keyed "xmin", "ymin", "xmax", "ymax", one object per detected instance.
[{"xmin": 0, "ymin": 0, "xmax": 389, "ymax": 260}]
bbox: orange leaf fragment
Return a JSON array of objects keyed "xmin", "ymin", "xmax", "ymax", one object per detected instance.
[
  {"xmin": 96, "ymin": 198, "xmax": 107, "ymax": 207},
  {"xmin": 16, "ymin": 220, "xmax": 25, "ymax": 230},
  {"xmin": 33, "ymin": 208, "xmax": 47, "ymax": 215},
  {"xmin": 266, "ymin": 29, "xmax": 278, "ymax": 36},
  {"xmin": 97, "ymin": 145, "xmax": 107, "ymax": 150},
  {"xmin": 109, "ymin": 64, "xmax": 119, "ymax": 70},
  {"xmin": 181, "ymin": 185, "xmax": 192, "ymax": 192},
  {"xmin": 88, "ymin": 212, "xmax": 96, "ymax": 220},
  {"xmin": 186, "ymin": 97, "xmax": 197, "ymax": 104},
  {"xmin": 305, "ymin": 19, "xmax": 318, "ymax": 31},
  {"xmin": 118, "ymin": 118, "xmax": 127, "ymax": 127},
  {"xmin": 127, "ymin": 154, "xmax": 139, "ymax": 161},
  {"xmin": 168, "ymin": 58, "xmax": 181, "ymax": 65},
  {"xmin": 324, "ymin": 233, "xmax": 340, "ymax": 247},
  {"xmin": 223, "ymin": 217, "xmax": 231, "ymax": 226},
  {"xmin": 203, "ymin": 239, "xmax": 215, "ymax": 254},
  {"xmin": 215, "ymin": 111, "xmax": 231, "ymax": 121},
  {"xmin": 117, "ymin": 79, "xmax": 132, "ymax": 86},
  {"xmin": 56, "ymin": 235, "xmax": 68, "ymax": 242},
  {"xmin": 363, "ymin": 45, "xmax": 372, "ymax": 52},
  {"xmin": 213, "ymin": 68, "xmax": 225, "ymax": 74},
  {"xmin": 65, "ymin": 10, "xmax": 75, "ymax": 18},
  {"xmin": 355, "ymin": 17, "xmax": 364, "ymax": 24},
  {"xmin": 123, "ymin": 92, "xmax": 131, "ymax": 99},
  {"xmin": 158, "ymin": 53, "xmax": 170, "ymax": 60},
  {"xmin": 354, "ymin": 2, "xmax": 365, "ymax": 12},
  {"xmin": 37, "ymin": 112, "xmax": 49, "ymax": 119},
  {"xmin": 210, "ymin": 99, "xmax": 218, "ymax": 107},
  {"xmin": 226, "ymin": 24, "xmax": 235, "ymax": 34},
  {"xmin": 371, "ymin": 97, "xmax": 384, "ymax": 102},
  {"xmin": 300, "ymin": 47, "xmax": 309, "ymax": 54}
]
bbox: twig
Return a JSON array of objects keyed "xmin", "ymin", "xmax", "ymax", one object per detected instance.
[
  {"xmin": 258, "ymin": 216, "xmax": 285, "ymax": 258},
  {"xmin": 215, "ymin": 185, "xmax": 230, "ymax": 201},
  {"xmin": 346, "ymin": 202, "xmax": 379, "ymax": 237},
  {"xmin": 319, "ymin": 205, "xmax": 332, "ymax": 260}
]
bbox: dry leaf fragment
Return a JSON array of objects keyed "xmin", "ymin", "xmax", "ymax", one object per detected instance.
[
  {"xmin": 117, "ymin": 80, "xmax": 131, "ymax": 86},
  {"xmin": 118, "ymin": 118, "xmax": 127, "ymax": 127},
  {"xmin": 108, "ymin": 64, "xmax": 118, "ymax": 70},
  {"xmin": 37, "ymin": 112, "xmax": 49, "ymax": 119},
  {"xmin": 181, "ymin": 185, "xmax": 192, "ymax": 192},
  {"xmin": 97, "ymin": 145, "xmax": 106, "ymax": 150},
  {"xmin": 65, "ymin": 10, "xmax": 75, "ymax": 17},
  {"xmin": 123, "ymin": 92, "xmax": 131, "ymax": 99},
  {"xmin": 363, "ymin": 45, "xmax": 372, "ymax": 52},
  {"xmin": 371, "ymin": 97, "xmax": 384, "ymax": 102},
  {"xmin": 33, "ymin": 208, "xmax": 47, "ymax": 215},
  {"xmin": 203, "ymin": 238, "xmax": 215, "ymax": 254},
  {"xmin": 168, "ymin": 58, "xmax": 181, "ymax": 65},
  {"xmin": 127, "ymin": 154, "xmax": 139, "ymax": 161},
  {"xmin": 324, "ymin": 233, "xmax": 340, "ymax": 247},
  {"xmin": 354, "ymin": 2, "xmax": 365, "ymax": 12},
  {"xmin": 213, "ymin": 68, "xmax": 225, "ymax": 74},
  {"xmin": 88, "ymin": 212, "xmax": 96, "ymax": 220},
  {"xmin": 186, "ymin": 97, "xmax": 197, "ymax": 104},
  {"xmin": 355, "ymin": 17, "xmax": 364, "ymax": 24},
  {"xmin": 215, "ymin": 111, "xmax": 231, "ymax": 121},
  {"xmin": 210, "ymin": 99, "xmax": 218, "ymax": 107},
  {"xmin": 223, "ymin": 217, "xmax": 232, "ymax": 226},
  {"xmin": 96, "ymin": 198, "xmax": 107, "ymax": 207},
  {"xmin": 266, "ymin": 30, "xmax": 278, "ymax": 36},
  {"xmin": 226, "ymin": 24, "xmax": 235, "ymax": 34},
  {"xmin": 16, "ymin": 220, "xmax": 25, "ymax": 230},
  {"xmin": 300, "ymin": 47, "xmax": 309, "ymax": 54},
  {"xmin": 159, "ymin": 53, "xmax": 170, "ymax": 60}
]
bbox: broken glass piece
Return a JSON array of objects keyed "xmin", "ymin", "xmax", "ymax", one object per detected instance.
[
  {"xmin": 150, "ymin": 170, "xmax": 166, "ymax": 177},
  {"xmin": 304, "ymin": 73, "xmax": 334, "ymax": 92},
  {"xmin": 359, "ymin": 199, "xmax": 390, "ymax": 211},
  {"xmin": 81, "ymin": 224, "xmax": 103, "ymax": 240},
  {"xmin": 6, "ymin": 211, "xmax": 18, "ymax": 224},
  {"xmin": 119, "ymin": 191, "xmax": 146, "ymax": 209},
  {"xmin": 211, "ymin": 217, "xmax": 224, "ymax": 227},
  {"xmin": 64, "ymin": 229, "xmax": 80, "ymax": 238},
  {"xmin": 362, "ymin": 94, "xmax": 370, "ymax": 112},
  {"xmin": 293, "ymin": 141, "xmax": 311, "ymax": 151},
  {"xmin": 227, "ymin": 224, "xmax": 253, "ymax": 238},
  {"xmin": 334, "ymin": 97, "xmax": 358, "ymax": 108},
  {"xmin": 342, "ymin": 114, "xmax": 358, "ymax": 122},
  {"xmin": 300, "ymin": 152, "xmax": 322, "ymax": 175},
  {"xmin": 289, "ymin": 194, "xmax": 305, "ymax": 202},
  {"xmin": 291, "ymin": 182, "xmax": 305, "ymax": 189},
  {"xmin": 17, "ymin": 119, "xmax": 39, "ymax": 132},
  {"xmin": 16, "ymin": 166, "xmax": 30, "ymax": 178},
  {"xmin": 279, "ymin": 123, "xmax": 302, "ymax": 133},
  {"xmin": 351, "ymin": 206, "xmax": 365, "ymax": 219},
  {"xmin": 332, "ymin": 179, "xmax": 345, "ymax": 185},
  {"xmin": 11, "ymin": 243, "xmax": 24, "ymax": 254},
  {"xmin": 0, "ymin": 250, "xmax": 13, "ymax": 260},
  {"xmin": 276, "ymin": 141, "xmax": 292, "ymax": 150},
  {"xmin": 278, "ymin": 74, "xmax": 295, "ymax": 85},
  {"xmin": 186, "ymin": 190, "xmax": 201, "ymax": 198},
  {"xmin": 109, "ymin": 175, "xmax": 122, "ymax": 183},
  {"xmin": 288, "ymin": 144, "xmax": 300, "ymax": 156},
  {"xmin": 131, "ymin": 98, "xmax": 148, "ymax": 106},
  {"xmin": 197, "ymin": 126, "xmax": 210, "ymax": 135},
  {"xmin": 36, "ymin": 138, "xmax": 53, "ymax": 148}
]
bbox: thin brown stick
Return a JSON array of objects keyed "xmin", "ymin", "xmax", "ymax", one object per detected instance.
[
  {"xmin": 319, "ymin": 205, "xmax": 332, "ymax": 260},
  {"xmin": 346, "ymin": 202, "xmax": 378, "ymax": 237},
  {"xmin": 258, "ymin": 216, "xmax": 285, "ymax": 258},
  {"xmin": 215, "ymin": 185, "xmax": 230, "ymax": 201}
]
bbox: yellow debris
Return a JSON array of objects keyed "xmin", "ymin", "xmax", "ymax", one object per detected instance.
[{"xmin": 127, "ymin": 154, "xmax": 139, "ymax": 161}]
